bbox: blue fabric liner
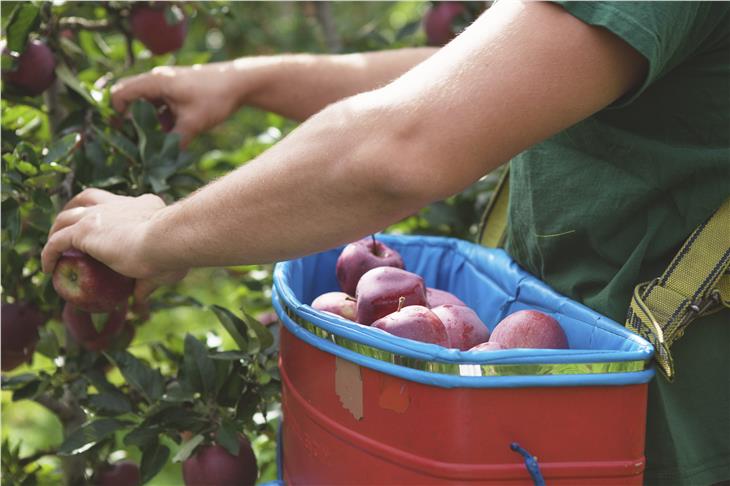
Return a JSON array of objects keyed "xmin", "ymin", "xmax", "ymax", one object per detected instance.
[{"xmin": 273, "ymin": 234, "xmax": 655, "ymax": 388}]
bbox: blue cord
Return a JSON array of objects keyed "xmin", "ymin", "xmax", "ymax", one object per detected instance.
[{"xmin": 510, "ymin": 442, "xmax": 546, "ymax": 486}]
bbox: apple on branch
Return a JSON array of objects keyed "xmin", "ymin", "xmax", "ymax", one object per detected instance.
[
  {"xmin": 1, "ymin": 302, "xmax": 46, "ymax": 371},
  {"xmin": 62, "ymin": 303, "xmax": 127, "ymax": 352},
  {"xmin": 95, "ymin": 460, "xmax": 141, "ymax": 486},
  {"xmin": 130, "ymin": 3, "xmax": 188, "ymax": 55},
  {"xmin": 336, "ymin": 236, "xmax": 404, "ymax": 296},
  {"xmin": 53, "ymin": 249, "xmax": 134, "ymax": 313},
  {"xmin": 2, "ymin": 39, "xmax": 56, "ymax": 96},
  {"xmin": 182, "ymin": 435, "xmax": 258, "ymax": 486}
]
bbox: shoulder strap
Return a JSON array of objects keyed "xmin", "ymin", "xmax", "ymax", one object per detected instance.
[
  {"xmin": 477, "ymin": 165, "xmax": 510, "ymax": 248},
  {"xmin": 626, "ymin": 197, "xmax": 730, "ymax": 380}
]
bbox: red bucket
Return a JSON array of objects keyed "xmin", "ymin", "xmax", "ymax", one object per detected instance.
[{"xmin": 273, "ymin": 235, "xmax": 654, "ymax": 484}]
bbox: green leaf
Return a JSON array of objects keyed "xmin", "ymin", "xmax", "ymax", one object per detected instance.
[
  {"xmin": 211, "ymin": 305, "xmax": 249, "ymax": 352},
  {"xmin": 124, "ymin": 425, "xmax": 162, "ymax": 448},
  {"xmin": 216, "ymin": 419, "xmax": 240, "ymax": 457},
  {"xmin": 58, "ymin": 418, "xmax": 131, "ymax": 455},
  {"xmin": 106, "ymin": 351, "xmax": 164, "ymax": 403},
  {"xmin": 55, "ymin": 64, "xmax": 97, "ymax": 106},
  {"xmin": 1, "ymin": 198, "xmax": 21, "ymax": 245},
  {"xmin": 42, "ymin": 132, "xmax": 80, "ymax": 164},
  {"xmin": 12, "ymin": 379, "xmax": 46, "ymax": 401},
  {"xmin": 140, "ymin": 441, "xmax": 170, "ymax": 485},
  {"xmin": 171, "ymin": 434, "xmax": 203, "ymax": 463},
  {"xmin": 182, "ymin": 334, "xmax": 216, "ymax": 399},
  {"xmin": 35, "ymin": 326, "xmax": 60, "ymax": 359},
  {"xmin": 92, "ymin": 126, "xmax": 138, "ymax": 163},
  {"xmin": 241, "ymin": 310, "xmax": 274, "ymax": 351},
  {"xmin": 1, "ymin": 373, "xmax": 37, "ymax": 390},
  {"xmin": 210, "ymin": 350, "xmax": 249, "ymax": 361},
  {"xmin": 87, "ymin": 391, "xmax": 133, "ymax": 416},
  {"xmin": 5, "ymin": 4, "xmax": 40, "ymax": 54},
  {"xmin": 217, "ymin": 369, "xmax": 244, "ymax": 408},
  {"xmin": 90, "ymin": 313, "xmax": 108, "ymax": 333}
]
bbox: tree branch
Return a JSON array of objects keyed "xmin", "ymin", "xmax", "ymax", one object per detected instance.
[
  {"xmin": 58, "ymin": 17, "xmax": 114, "ymax": 32},
  {"xmin": 314, "ymin": 2, "xmax": 342, "ymax": 53}
]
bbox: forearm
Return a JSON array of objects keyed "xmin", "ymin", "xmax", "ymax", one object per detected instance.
[
  {"xmin": 220, "ymin": 48, "xmax": 437, "ymax": 120},
  {"xmin": 145, "ymin": 95, "xmax": 422, "ymax": 269}
]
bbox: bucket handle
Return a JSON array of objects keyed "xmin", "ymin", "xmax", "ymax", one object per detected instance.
[{"xmin": 510, "ymin": 442, "xmax": 546, "ymax": 486}]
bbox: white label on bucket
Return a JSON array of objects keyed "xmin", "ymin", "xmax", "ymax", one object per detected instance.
[{"xmin": 459, "ymin": 364, "xmax": 483, "ymax": 377}]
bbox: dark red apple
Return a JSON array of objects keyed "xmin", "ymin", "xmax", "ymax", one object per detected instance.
[
  {"xmin": 95, "ymin": 460, "xmax": 141, "ymax": 486},
  {"xmin": 469, "ymin": 341, "xmax": 505, "ymax": 352},
  {"xmin": 312, "ymin": 292, "xmax": 356, "ymax": 321},
  {"xmin": 423, "ymin": 2, "xmax": 467, "ymax": 46},
  {"xmin": 182, "ymin": 435, "xmax": 258, "ymax": 486},
  {"xmin": 130, "ymin": 4, "xmax": 187, "ymax": 55},
  {"xmin": 53, "ymin": 249, "xmax": 134, "ymax": 313},
  {"xmin": 62, "ymin": 302, "xmax": 127, "ymax": 351},
  {"xmin": 490, "ymin": 310, "xmax": 569, "ymax": 349},
  {"xmin": 2, "ymin": 40, "xmax": 56, "ymax": 96},
  {"xmin": 355, "ymin": 267, "xmax": 427, "ymax": 325},
  {"xmin": 373, "ymin": 304, "xmax": 450, "ymax": 346},
  {"xmin": 427, "ymin": 287, "xmax": 466, "ymax": 307},
  {"xmin": 1, "ymin": 302, "xmax": 45, "ymax": 371},
  {"xmin": 336, "ymin": 236, "xmax": 405, "ymax": 296},
  {"xmin": 431, "ymin": 304, "xmax": 489, "ymax": 350}
]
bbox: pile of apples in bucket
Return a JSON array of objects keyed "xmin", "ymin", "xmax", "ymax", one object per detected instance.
[{"xmin": 312, "ymin": 237, "xmax": 568, "ymax": 351}]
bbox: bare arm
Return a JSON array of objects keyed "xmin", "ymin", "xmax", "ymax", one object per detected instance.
[
  {"xmin": 111, "ymin": 48, "xmax": 437, "ymax": 145},
  {"xmin": 44, "ymin": 1, "xmax": 646, "ymax": 294}
]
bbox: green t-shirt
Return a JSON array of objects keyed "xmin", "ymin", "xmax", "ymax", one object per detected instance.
[{"xmin": 505, "ymin": 2, "xmax": 730, "ymax": 485}]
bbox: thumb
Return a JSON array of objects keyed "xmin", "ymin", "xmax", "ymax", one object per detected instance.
[{"xmin": 132, "ymin": 269, "xmax": 189, "ymax": 302}]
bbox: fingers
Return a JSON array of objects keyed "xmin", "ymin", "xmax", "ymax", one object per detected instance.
[
  {"xmin": 63, "ymin": 188, "xmax": 121, "ymax": 211},
  {"xmin": 111, "ymin": 71, "xmax": 166, "ymax": 113},
  {"xmin": 42, "ymin": 226, "xmax": 75, "ymax": 274},
  {"xmin": 133, "ymin": 279, "xmax": 160, "ymax": 302},
  {"xmin": 49, "ymin": 206, "xmax": 87, "ymax": 236}
]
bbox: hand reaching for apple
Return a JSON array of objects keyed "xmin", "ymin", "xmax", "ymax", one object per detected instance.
[
  {"xmin": 42, "ymin": 188, "xmax": 187, "ymax": 301},
  {"xmin": 111, "ymin": 64, "xmax": 243, "ymax": 147}
]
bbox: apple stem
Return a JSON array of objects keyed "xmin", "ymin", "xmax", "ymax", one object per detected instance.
[
  {"xmin": 370, "ymin": 234, "xmax": 380, "ymax": 256},
  {"xmin": 397, "ymin": 296, "xmax": 406, "ymax": 312},
  {"xmin": 345, "ymin": 296, "xmax": 357, "ymax": 302}
]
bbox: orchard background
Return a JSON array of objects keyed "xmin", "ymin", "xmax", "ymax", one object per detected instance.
[{"xmin": 1, "ymin": 2, "xmax": 494, "ymax": 484}]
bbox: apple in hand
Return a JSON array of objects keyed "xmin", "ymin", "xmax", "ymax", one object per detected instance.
[
  {"xmin": 182, "ymin": 435, "xmax": 258, "ymax": 486},
  {"xmin": 130, "ymin": 4, "xmax": 187, "ymax": 55},
  {"xmin": 427, "ymin": 288, "xmax": 466, "ymax": 307},
  {"xmin": 95, "ymin": 460, "xmax": 141, "ymax": 486},
  {"xmin": 469, "ymin": 341, "xmax": 505, "ymax": 352},
  {"xmin": 1, "ymin": 302, "xmax": 45, "ymax": 371},
  {"xmin": 431, "ymin": 304, "xmax": 489, "ymax": 350},
  {"xmin": 53, "ymin": 249, "xmax": 134, "ymax": 313},
  {"xmin": 336, "ymin": 236, "xmax": 405, "ymax": 296},
  {"xmin": 423, "ymin": 2, "xmax": 467, "ymax": 46},
  {"xmin": 355, "ymin": 267, "xmax": 427, "ymax": 325},
  {"xmin": 62, "ymin": 303, "xmax": 127, "ymax": 352},
  {"xmin": 490, "ymin": 310, "xmax": 568, "ymax": 349},
  {"xmin": 3, "ymin": 40, "xmax": 56, "ymax": 96},
  {"xmin": 372, "ymin": 302, "xmax": 450, "ymax": 346},
  {"xmin": 312, "ymin": 292, "xmax": 356, "ymax": 321}
]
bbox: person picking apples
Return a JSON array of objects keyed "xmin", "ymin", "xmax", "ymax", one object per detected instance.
[{"xmin": 42, "ymin": 2, "xmax": 729, "ymax": 485}]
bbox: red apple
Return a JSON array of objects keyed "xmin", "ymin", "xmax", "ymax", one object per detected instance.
[
  {"xmin": 130, "ymin": 4, "xmax": 187, "ymax": 55},
  {"xmin": 469, "ymin": 341, "xmax": 505, "ymax": 352},
  {"xmin": 62, "ymin": 302, "xmax": 127, "ymax": 351},
  {"xmin": 53, "ymin": 249, "xmax": 134, "ymax": 313},
  {"xmin": 373, "ymin": 304, "xmax": 450, "ymax": 346},
  {"xmin": 311, "ymin": 292, "xmax": 356, "ymax": 321},
  {"xmin": 426, "ymin": 287, "xmax": 466, "ymax": 307},
  {"xmin": 1, "ymin": 302, "xmax": 45, "ymax": 371},
  {"xmin": 182, "ymin": 436, "xmax": 258, "ymax": 486},
  {"xmin": 336, "ymin": 236, "xmax": 405, "ymax": 296},
  {"xmin": 431, "ymin": 304, "xmax": 489, "ymax": 350},
  {"xmin": 490, "ymin": 310, "xmax": 569, "ymax": 349},
  {"xmin": 2, "ymin": 40, "xmax": 56, "ymax": 96},
  {"xmin": 423, "ymin": 2, "xmax": 467, "ymax": 46},
  {"xmin": 355, "ymin": 267, "xmax": 427, "ymax": 325},
  {"xmin": 95, "ymin": 460, "xmax": 141, "ymax": 486}
]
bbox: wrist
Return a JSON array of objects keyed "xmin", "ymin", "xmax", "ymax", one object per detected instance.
[{"xmin": 138, "ymin": 203, "xmax": 181, "ymax": 278}]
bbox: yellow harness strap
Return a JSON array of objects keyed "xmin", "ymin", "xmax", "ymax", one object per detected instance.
[
  {"xmin": 626, "ymin": 197, "xmax": 730, "ymax": 380},
  {"xmin": 476, "ymin": 167, "xmax": 730, "ymax": 381}
]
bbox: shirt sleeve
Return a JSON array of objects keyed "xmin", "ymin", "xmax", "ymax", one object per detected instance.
[{"xmin": 549, "ymin": 1, "xmax": 729, "ymax": 106}]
